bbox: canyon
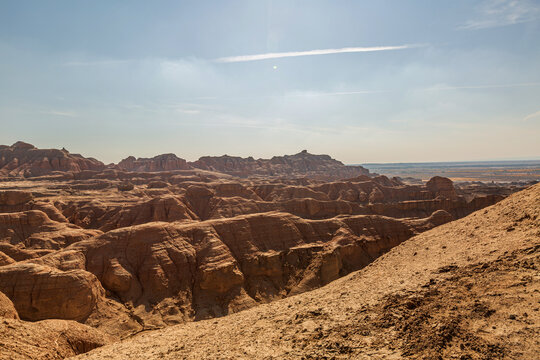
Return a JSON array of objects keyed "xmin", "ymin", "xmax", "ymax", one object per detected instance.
[{"xmin": 0, "ymin": 142, "xmax": 536, "ymax": 359}]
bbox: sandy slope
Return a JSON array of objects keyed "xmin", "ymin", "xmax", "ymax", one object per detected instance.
[{"xmin": 74, "ymin": 184, "xmax": 540, "ymax": 359}]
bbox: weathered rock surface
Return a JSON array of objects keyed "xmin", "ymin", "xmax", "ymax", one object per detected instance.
[
  {"xmin": 57, "ymin": 195, "xmax": 197, "ymax": 231},
  {"xmin": 117, "ymin": 154, "xmax": 192, "ymax": 172},
  {"xmin": 190, "ymin": 150, "xmax": 370, "ymax": 180},
  {"xmin": 0, "ymin": 210, "xmax": 101, "ymax": 250},
  {"xmin": 0, "ymin": 190, "xmax": 68, "ymax": 222},
  {"xmin": 0, "ymin": 291, "xmax": 19, "ymax": 319},
  {"xmin": 24, "ymin": 174, "xmax": 510, "ymax": 235},
  {"xmin": 426, "ymin": 175, "xmax": 458, "ymax": 199},
  {"xmin": 97, "ymin": 195, "xmax": 198, "ymax": 231},
  {"xmin": 0, "ymin": 251, "xmax": 15, "ymax": 266},
  {"xmin": 0, "ymin": 190, "xmax": 33, "ymax": 205},
  {"xmin": 0, "ymin": 263, "xmax": 105, "ymax": 321},
  {"xmin": 0, "ymin": 141, "xmax": 104, "ymax": 177},
  {"xmin": 34, "ymin": 210, "xmax": 450, "ymax": 332},
  {"xmin": 0, "ymin": 318, "xmax": 112, "ymax": 360}
]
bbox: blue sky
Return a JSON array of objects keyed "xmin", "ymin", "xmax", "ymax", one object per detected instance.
[{"xmin": 1, "ymin": 0, "xmax": 539, "ymax": 163}]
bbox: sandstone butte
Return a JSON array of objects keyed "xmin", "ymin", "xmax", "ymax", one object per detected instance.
[
  {"xmin": 0, "ymin": 142, "xmax": 537, "ymax": 359},
  {"xmin": 0, "ymin": 142, "xmax": 105, "ymax": 177}
]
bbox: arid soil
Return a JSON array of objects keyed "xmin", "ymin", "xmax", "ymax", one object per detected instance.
[{"xmin": 0, "ymin": 142, "xmax": 537, "ymax": 359}]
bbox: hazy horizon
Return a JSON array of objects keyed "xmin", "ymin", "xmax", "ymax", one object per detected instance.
[
  {"xmin": 3, "ymin": 139, "xmax": 540, "ymax": 166},
  {"xmin": 1, "ymin": 0, "xmax": 539, "ymax": 164}
]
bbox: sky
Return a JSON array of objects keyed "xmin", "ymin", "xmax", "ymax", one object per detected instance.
[{"xmin": 1, "ymin": 0, "xmax": 539, "ymax": 164}]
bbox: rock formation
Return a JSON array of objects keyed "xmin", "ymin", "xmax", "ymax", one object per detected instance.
[
  {"xmin": 0, "ymin": 318, "xmax": 111, "ymax": 359},
  {"xmin": 0, "ymin": 290, "xmax": 18, "ymax": 319},
  {"xmin": 27, "ymin": 210, "xmax": 450, "ymax": 331},
  {"xmin": 117, "ymin": 154, "xmax": 192, "ymax": 172},
  {"xmin": 0, "ymin": 263, "xmax": 104, "ymax": 321},
  {"xmin": 426, "ymin": 175, "xmax": 458, "ymax": 199},
  {"xmin": 0, "ymin": 209, "xmax": 101, "ymax": 251},
  {"xmin": 190, "ymin": 150, "xmax": 370, "ymax": 180},
  {"xmin": 0, "ymin": 141, "xmax": 104, "ymax": 177}
]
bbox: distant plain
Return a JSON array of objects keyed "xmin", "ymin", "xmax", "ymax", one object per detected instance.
[{"xmin": 360, "ymin": 160, "xmax": 540, "ymax": 182}]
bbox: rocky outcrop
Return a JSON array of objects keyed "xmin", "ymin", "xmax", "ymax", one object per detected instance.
[
  {"xmin": 36, "ymin": 210, "xmax": 450, "ymax": 330},
  {"xmin": 0, "ymin": 318, "xmax": 111, "ymax": 359},
  {"xmin": 117, "ymin": 154, "xmax": 192, "ymax": 172},
  {"xmin": 0, "ymin": 190, "xmax": 70, "ymax": 223},
  {"xmin": 97, "ymin": 195, "xmax": 198, "ymax": 231},
  {"xmin": 426, "ymin": 176, "xmax": 457, "ymax": 199},
  {"xmin": 190, "ymin": 150, "xmax": 370, "ymax": 180},
  {"xmin": 176, "ymin": 177, "xmax": 502, "ymax": 222},
  {"xmin": 0, "ymin": 141, "xmax": 104, "ymax": 177},
  {"xmin": 0, "ymin": 210, "xmax": 101, "ymax": 250},
  {"xmin": 0, "ymin": 190, "xmax": 33, "ymax": 205},
  {"xmin": 0, "ymin": 291, "xmax": 19, "ymax": 319},
  {"xmin": 0, "ymin": 251, "xmax": 15, "ymax": 266},
  {"xmin": 0, "ymin": 263, "xmax": 105, "ymax": 321},
  {"xmin": 49, "ymin": 176, "xmax": 506, "ymax": 232},
  {"xmin": 56, "ymin": 196, "xmax": 197, "ymax": 232}
]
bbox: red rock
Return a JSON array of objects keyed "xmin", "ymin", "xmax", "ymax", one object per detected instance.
[
  {"xmin": 0, "ymin": 290, "xmax": 19, "ymax": 319},
  {"xmin": 98, "ymin": 195, "xmax": 198, "ymax": 231},
  {"xmin": 0, "ymin": 250, "xmax": 15, "ymax": 266},
  {"xmin": 117, "ymin": 182, "xmax": 134, "ymax": 191},
  {"xmin": 0, "ymin": 263, "xmax": 105, "ymax": 321},
  {"xmin": 146, "ymin": 180, "xmax": 170, "ymax": 189},
  {"xmin": 117, "ymin": 154, "xmax": 192, "ymax": 172},
  {"xmin": 0, "ymin": 190, "xmax": 33, "ymax": 205},
  {"xmin": 37, "ymin": 210, "xmax": 448, "ymax": 328},
  {"xmin": 190, "ymin": 150, "xmax": 370, "ymax": 180},
  {"xmin": 0, "ymin": 142, "xmax": 104, "ymax": 177},
  {"xmin": 0, "ymin": 190, "xmax": 68, "ymax": 223},
  {"xmin": 426, "ymin": 176, "xmax": 457, "ymax": 199},
  {"xmin": 0, "ymin": 210, "xmax": 101, "ymax": 250},
  {"xmin": 0, "ymin": 318, "xmax": 112, "ymax": 359}
]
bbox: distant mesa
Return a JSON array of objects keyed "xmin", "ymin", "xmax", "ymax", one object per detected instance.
[
  {"xmin": 12, "ymin": 141, "xmax": 36, "ymax": 150},
  {"xmin": 115, "ymin": 149, "xmax": 370, "ymax": 180},
  {"xmin": 189, "ymin": 150, "xmax": 369, "ymax": 180},
  {"xmin": 0, "ymin": 142, "xmax": 105, "ymax": 178},
  {"xmin": 117, "ymin": 153, "xmax": 192, "ymax": 172},
  {"xmin": 1, "ymin": 142, "xmax": 369, "ymax": 181}
]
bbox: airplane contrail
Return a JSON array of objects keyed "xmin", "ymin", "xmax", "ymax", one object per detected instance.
[{"xmin": 215, "ymin": 44, "xmax": 424, "ymax": 63}]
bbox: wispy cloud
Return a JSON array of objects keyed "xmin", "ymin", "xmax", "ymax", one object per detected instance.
[
  {"xmin": 63, "ymin": 60, "xmax": 132, "ymax": 67},
  {"xmin": 422, "ymin": 82, "xmax": 540, "ymax": 91},
  {"xmin": 459, "ymin": 0, "xmax": 540, "ymax": 30},
  {"xmin": 524, "ymin": 110, "xmax": 540, "ymax": 121},
  {"xmin": 215, "ymin": 44, "xmax": 424, "ymax": 63},
  {"xmin": 285, "ymin": 90, "xmax": 387, "ymax": 97},
  {"xmin": 41, "ymin": 110, "xmax": 78, "ymax": 117}
]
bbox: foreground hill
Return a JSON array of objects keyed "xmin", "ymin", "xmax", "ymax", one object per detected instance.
[{"xmin": 75, "ymin": 183, "xmax": 540, "ymax": 359}]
